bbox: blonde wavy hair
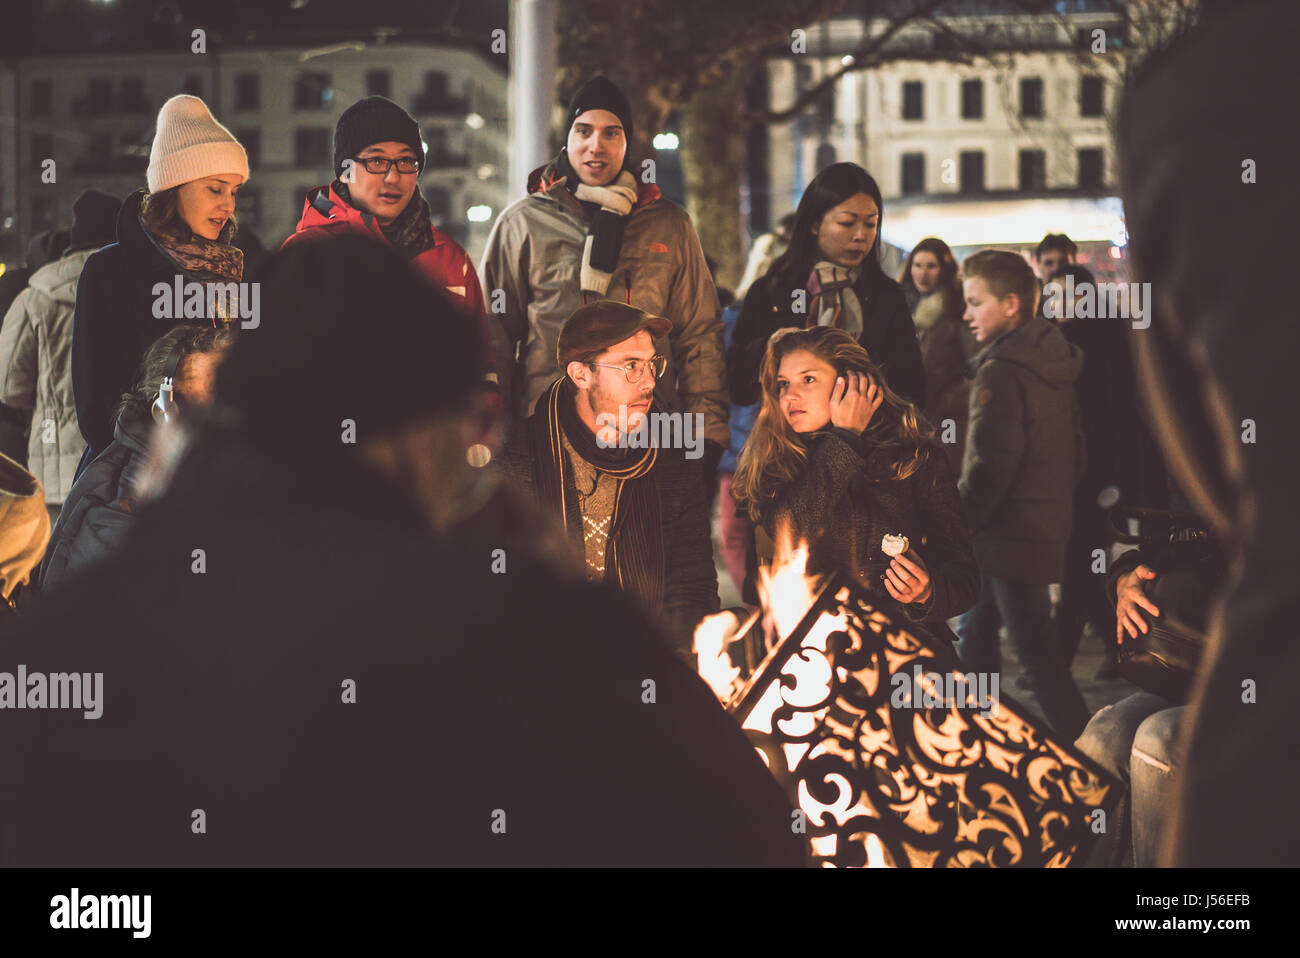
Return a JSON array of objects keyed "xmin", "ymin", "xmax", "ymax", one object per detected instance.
[{"xmin": 731, "ymin": 327, "xmax": 936, "ymax": 523}]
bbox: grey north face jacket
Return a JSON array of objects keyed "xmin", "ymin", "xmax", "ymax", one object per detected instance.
[{"xmin": 479, "ymin": 160, "xmax": 728, "ymax": 446}]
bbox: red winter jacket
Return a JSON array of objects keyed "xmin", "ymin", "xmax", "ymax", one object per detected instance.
[{"xmin": 282, "ymin": 185, "xmax": 495, "ymax": 378}]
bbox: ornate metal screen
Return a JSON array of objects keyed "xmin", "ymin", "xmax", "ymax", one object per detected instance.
[{"xmin": 724, "ymin": 573, "xmax": 1121, "ymax": 868}]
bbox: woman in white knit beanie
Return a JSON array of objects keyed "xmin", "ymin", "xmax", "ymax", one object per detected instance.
[{"xmin": 70, "ymin": 95, "xmax": 252, "ymax": 468}]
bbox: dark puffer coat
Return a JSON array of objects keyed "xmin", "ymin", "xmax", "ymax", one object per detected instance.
[
  {"xmin": 763, "ymin": 429, "xmax": 979, "ymax": 642},
  {"xmin": 39, "ymin": 405, "xmax": 152, "ymax": 594}
]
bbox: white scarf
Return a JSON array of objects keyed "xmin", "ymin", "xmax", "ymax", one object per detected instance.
[{"xmin": 574, "ymin": 170, "xmax": 638, "ymax": 295}]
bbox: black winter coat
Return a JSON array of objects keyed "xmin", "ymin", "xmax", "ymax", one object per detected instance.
[
  {"xmin": 498, "ymin": 418, "xmax": 720, "ymax": 658},
  {"xmin": 727, "ymin": 267, "xmax": 926, "ymax": 407},
  {"xmin": 1060, "ymin": 315, "xmax": 1166, "ymax": 506},
  {"xmin": 764, "ymin": 429, "xmax": 979, "ymax": 642},
  {"xmin": 0, "ymin": 427, "xmax": 803, "ymax": 867},
  {"xmin": 39, "ymin": 405, "xmax": 152, "ymax": 594},
  {"xmin": 71, "ymin": 190, "xmax": 237, "ymax": 460}
]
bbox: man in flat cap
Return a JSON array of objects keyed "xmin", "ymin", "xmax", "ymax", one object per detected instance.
[
  {"xmin": 498, "ymin": 300, "xmax": 720, "ymax": 660},
  {"xmin": 480, "ymin": 75, "xmax": 728, "ymax": 497}
]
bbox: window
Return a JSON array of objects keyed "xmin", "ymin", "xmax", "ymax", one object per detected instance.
[
  {"xmin": 31, "ymin": 133, "xmax": 53, "ymax": 167},
  {"xmin": 425, "ymin": 186, "xmax": 451, "ymax": 219},
  {"xmin": 236, "ymin": 129, "xmax": 261, "ymax": 167},
  {"xmin": 86, "ymin": 132, "xmax": 112, "ymax": 173},
  {"xmin": 119, "ymin": 76, "xmax": 147, "ymax": 114},
  {"xmin": 30, "ymin": 79, "xmax": 53, "ymax": 116},
  {"xmin": 1020, "ymin": 77, "xmax": 1043, "ymax": 118},
  {"xmin": 32, "ymin": 194, "xmax": 57, "ymax": 231},
  {"xmin": 366, "ymin": 70, "xmax": 391, "ymax": 98},
  {"xmin": 118, "ymin": 130, "xmax": 149, "ymax": 173},
  {"xmin": 961, "ymin": 79, "xmax": 983, "ymax": 120},
  {"xmin": 294, "ymin": 127, "xmax": 330, "ymax": 168},
  {"xmin": 235, "ymin": 73, "xmax": 260, "ymax": 112},
  {"xmin": 415, "ymin": 70, "xmax": 462, "ymax": 114},
  {"xmin": 1078, "ymin": 148, "xmax": 1104, "ymax": 189},
  {"xmin": 183, "ymin": 74, "xmax": 203, "ymax": 98},
  {"xmin": 901, "ymin": 153, "xmax": 925, "ymax": 195},
  {"xmin": 902, "ymin": 80, "xmax": 923, "ymax": 120},
  {"xmin": 423, "ymin": 70, "xmax": 448, "ymax": 99},
  {"xmin": 86, "ymin": 77, "xmax": 112, "ymax": 113},
  {"xmin": 1019, "ymin": 149, "xmax": 1046, "ymax": 191},
  {"xmin": 236, "ymin": 188, "xmax": 260, "ymax": 230},
  {"xmin": 1080, "ymin": 75, "xmax": 1104, "ymax": 118},
  {"xmin": 294, "ymin": 72, "xmax": 331, "ymax": 111},
  {"xmin": 959, "ymin": 150, "xmax": 985, "ymax": 194}
]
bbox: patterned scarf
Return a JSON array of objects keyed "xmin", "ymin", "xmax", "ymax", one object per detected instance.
[
  {"xmin": 807, "ymin": 262, "xmax": 864, "ymax": 339},
  {"xmin": 334, "ymin": 180, "xmax": 436, "ymax": 259},
  {"xmin": 527, "ymin": 378, "xmax": 663, "ymax": 603},
  {"xmin": 556, "ymin": 150, "xmax": 637, "ymax": 295},
  {"xmin": 141, "ymin": 197, "xmax": 244, "ymax": 325}
]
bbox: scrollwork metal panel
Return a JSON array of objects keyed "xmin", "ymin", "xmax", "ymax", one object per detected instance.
[{"xmin": 727, "ymin": 575, "xmax": 1120, "ymax": 867}]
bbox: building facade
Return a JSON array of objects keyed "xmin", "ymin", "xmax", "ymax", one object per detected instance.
[
  {"xmin": 758, "ymin": 4, "xmax": 1131, "ymax": 263},
  {"xmin": 1, "ymin": 42, "xmax": 507, "ymax": 266}
]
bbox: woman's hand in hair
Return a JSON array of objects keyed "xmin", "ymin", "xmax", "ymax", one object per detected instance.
[
  {"xmin": 884, "ymin": 550, "xmax": 932, "ymax": 606},
  {"xmin": 830, "ymin": 370, "xmax": 882, "ymax": 434}
]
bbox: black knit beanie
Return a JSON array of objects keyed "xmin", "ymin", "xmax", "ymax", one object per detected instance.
[
  {"xmin": 333, "ymin": 96, "xmax": 425, "ymax": 178},
  {"xmin": 565, "ymin": 76, "xmax": 634, "ymax": 145}
]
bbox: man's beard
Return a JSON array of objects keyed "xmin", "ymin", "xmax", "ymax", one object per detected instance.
[{"xmin": 588, "ymin": 382, "xmax": 648, "ymax": 440}]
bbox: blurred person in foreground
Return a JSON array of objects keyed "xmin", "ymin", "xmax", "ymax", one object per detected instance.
[
  {"xmin": 0, "ymin": 235, "xmax": 804, "ymax": 868},
  {"xmin": 1114, "ymin": 0, "xmax": 1300, "ymax": 866}
]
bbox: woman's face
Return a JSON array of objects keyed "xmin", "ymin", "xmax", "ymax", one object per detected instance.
[
  {"xmin": 176, "ymin": 175, "xmax": 242, "ymax": 240},
  {"xmin": 911, "ymin": 250, "xmax": 942, "ymax": 293},
  {"xmin": 776, "ymin": 349, "xmax": 837, "ymax": 433},
  {"xmin": 812, "ymin": 192, "xmax": 878, "ymax": 269}
]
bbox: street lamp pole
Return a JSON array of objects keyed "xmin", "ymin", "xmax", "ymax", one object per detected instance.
[{"xmin": 508, "ymin": 0, "xmax": 557, "ymax": 204}]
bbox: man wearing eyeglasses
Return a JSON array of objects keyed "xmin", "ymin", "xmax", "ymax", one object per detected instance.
[
  {"xmin": 499, "ymin": 301, "xmax": 720, "ymax": 661},
  {"xmin": 282, "ymin": 96, "xmax": 493, "ymax": 381},
  {"xmin": 480, "ymin": 76, "xmax": 728, "ymax": 493}
]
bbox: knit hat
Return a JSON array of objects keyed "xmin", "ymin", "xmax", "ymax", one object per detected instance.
[
  {"xmin": 565, "ymin": 76, "xmax": 634, "ymax": 145},
  {"xmin": 333, "ymin": 96, "xmax": 425, "ymax": 178},
  {"xmin": 68, "ymin": 190, "xmax": 121, "ymax": 252},
  {"xmin": 147, "ymin": 95, "xmax": 249, "ymax": 193},
  {"xmin": 556, "ymin": 301, "xmax": 670, "ymax": 370},
  {"xmin": 214, "ymin": 235, "xmax": 482, "ymax": 451}
]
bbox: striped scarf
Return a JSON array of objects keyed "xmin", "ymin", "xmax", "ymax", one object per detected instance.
[{"xmin": 528, "ymin": 378, "xmax": 663, "ymax": 603}]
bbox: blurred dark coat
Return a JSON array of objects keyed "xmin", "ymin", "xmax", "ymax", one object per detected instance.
[
  {"xmin": 1117, "ymin": 0, "xmax": 1300, "ymax": 866},
  {"xmin": 0, "ymin": 427, "xmax": 799, "ymax": 866}
]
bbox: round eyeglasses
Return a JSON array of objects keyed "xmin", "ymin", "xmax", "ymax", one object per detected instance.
[{"xmin": 587, "ymin": 355, "xmax": 667, "ymax": 384}]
